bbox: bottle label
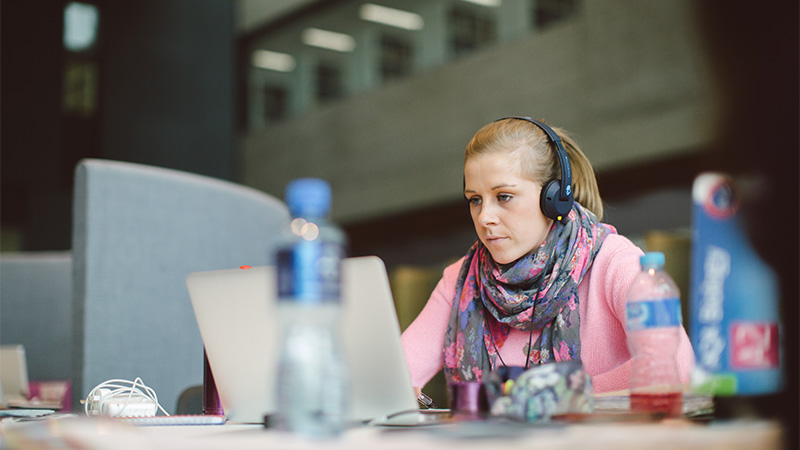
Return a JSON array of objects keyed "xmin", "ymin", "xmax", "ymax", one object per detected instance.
[
  {"xmin": 730, "ymin": 322, "xmax": 780, "ymax": 369},
  {"xmin": 626, "ymin": 297, "xmax": 682, "ymax": 331},
  {"xmin": 277, "ymin": 240, "xmax": 343, "ymax": 303}
]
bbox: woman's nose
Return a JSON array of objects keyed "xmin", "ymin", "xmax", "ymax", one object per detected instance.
[{"xmin": 476, "ymin": 205, "xmax": 498, "ymax": 226}]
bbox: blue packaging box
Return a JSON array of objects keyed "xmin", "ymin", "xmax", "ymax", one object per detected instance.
[{"xmin": 690, "ymin": 173, "xmax": 782, "ymax": 395}]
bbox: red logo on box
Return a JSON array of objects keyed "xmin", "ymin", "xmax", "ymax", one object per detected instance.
[{"xmin": 730, "ymin": 322, "xmax": 780, "ymax": 369}]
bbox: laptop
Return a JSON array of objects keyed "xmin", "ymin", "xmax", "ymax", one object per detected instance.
[
  {"xmin": 186, "ymin": 256, "xmax": 420, "ymax": 424},
  {"xmin": 0, "ymin": 344, "xmax": 31, "ymax": 406}
]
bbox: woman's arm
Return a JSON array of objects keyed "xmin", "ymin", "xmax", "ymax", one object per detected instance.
[
  {"xmin": 400, "ymin": 259, "xmax": 463, "ymax": 390},
  {"xmin": 594, "ymin": 235, "xmax": 695, "ymax": 388}
]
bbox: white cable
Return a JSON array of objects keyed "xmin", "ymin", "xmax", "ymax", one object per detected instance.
[{"xmin": 84, "ymin": 377, "xmax": 170, "ymax": 417}]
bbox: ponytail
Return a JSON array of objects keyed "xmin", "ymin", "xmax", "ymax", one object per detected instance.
[{"xmin": 552, "ymin": 127, "xmax": 604, "ymax": 221}]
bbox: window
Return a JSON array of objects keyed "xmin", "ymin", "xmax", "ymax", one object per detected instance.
[
  {"xmin": 63, "ymin": 2, "xmax": 99, "ymax": 52},
  {"xmin": 448, "ymin": 6, "xmax": 497, "ymax": 58},
  {"xmin": 317, "ymin": 63, "xmax": 343, "ymax": 102},
  {"xmin": 263, "ymin": 86, "xmax": 288, "ymax": 121},
  {"xmin": 380, "ymin": 35, "xmax": 413, "ymax": 82},
  {"xmin": 62, "ymin": 2, "xmax": 100, "ymax": 117},
  {"xmin": 534, "ymin": 0, "xmax": 579, "ymax": 30},
  {"xmin": 62, "ymin": 60, "xmax": 98, "ymax": 117}
]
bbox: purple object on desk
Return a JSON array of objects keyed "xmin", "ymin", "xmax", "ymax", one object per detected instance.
[
  {"xmin": 203, "ymin": 350, "xmax": 224, "ymax": 416},
  {"xmin": 449, "ymin": 381, "xmax": 490, "ymax": 419}
]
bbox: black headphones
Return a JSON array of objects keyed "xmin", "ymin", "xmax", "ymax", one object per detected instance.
[{"xmin": 498, "ymin": 116, "xmax": 574, "ymax": 223}]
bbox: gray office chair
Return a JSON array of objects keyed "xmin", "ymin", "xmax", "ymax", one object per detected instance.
[
  {"xmin": 175, "ymin": 385, "xmax": 204, "ymax": 415},
  {"xmin": 71, "ymin": 159, "xmax": 289, "ymax": 413}
]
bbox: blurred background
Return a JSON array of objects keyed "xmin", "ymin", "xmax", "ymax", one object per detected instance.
[
  {"xmin": 2, "ymin": 0, "xmax": 728, "ymax": 259},
  {"xmin": 3, "ymin": 0, "xmax": 797, "ymax": 330},
  {"xmin": 1, "ymin": 0, "xmax": 797, "ymax": 421}
]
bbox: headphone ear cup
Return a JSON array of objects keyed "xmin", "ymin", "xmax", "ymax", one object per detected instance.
[
  {"xmin": 540, "ymin": 180, "xmax": 562, "ymax": 220},
  {"xmin": 540, "ymin": 179, "xmax": 573, "ymax": 220}
]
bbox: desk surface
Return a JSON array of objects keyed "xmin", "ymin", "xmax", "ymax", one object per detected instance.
[{"xmin": 0, "ymin": 415, "xmax": 783, "ymax": 449}]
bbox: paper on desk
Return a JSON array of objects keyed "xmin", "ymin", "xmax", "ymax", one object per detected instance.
[
  {"xmin": 593, "ymin": 392, "xmax": 714, "ymax": 417},
  {"xmin": 0, "ymin": 409, "xmax": 56, "ymax": 418}
]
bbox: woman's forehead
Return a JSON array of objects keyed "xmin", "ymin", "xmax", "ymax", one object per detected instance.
[{"xmin": 466, "ymin": 150, "xmax": 540, "ymax": 182}]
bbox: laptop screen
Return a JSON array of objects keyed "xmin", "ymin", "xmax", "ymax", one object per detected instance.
[
  {"xmin": 186, "ymin": 256, "xmax": 418, "ymax": 424},
  {"xmin": 0, "ymin": 344, "xmax": 31, "ymax": 405}
]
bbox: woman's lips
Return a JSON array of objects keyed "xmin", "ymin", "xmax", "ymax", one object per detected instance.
[{"xmin": 485, "ymin": 236, "xmax": 506, "ymax": 245}]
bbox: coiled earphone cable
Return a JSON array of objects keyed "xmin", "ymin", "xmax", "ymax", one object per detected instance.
[{"xmin": 83, "ymin": 377, "xmax": 170, "ymax": 417}]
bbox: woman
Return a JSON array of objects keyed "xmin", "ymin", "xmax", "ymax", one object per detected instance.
[{"xmin": 401, "ymin": 117, "xmax": 695, "ymax": 395}]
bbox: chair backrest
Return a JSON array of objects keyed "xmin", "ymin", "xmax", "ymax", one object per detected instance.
[
  {"xmin": 0, "ymin": 252, "xmax": 73, "ymax": 382},
  {"xmin": 71, "ymin": 158, "xmax": 289, "ymax": 412},
  {"xmin": 175, "ymin": 385, "xmax": 204, "ymax": 415}
]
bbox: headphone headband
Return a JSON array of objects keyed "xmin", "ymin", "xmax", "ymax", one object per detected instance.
[
  {"xmin": 498, "ymin": 116, "xmax": 573, "ymax": 202},
  {"xmin": 494, "ymin": 116, "xmax": 574, "ymax": 222}
]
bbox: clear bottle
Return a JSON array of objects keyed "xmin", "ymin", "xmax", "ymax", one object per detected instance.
[
  {"xmin": 625, "ymin": 252, "xmax": 684, "ymax": 417},
  {"xmin": 275, "ymin": 178, "xmax": 348, "ymax": 437}
]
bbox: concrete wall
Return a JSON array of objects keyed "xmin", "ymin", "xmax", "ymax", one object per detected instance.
[{"xmin": 239, "ymin": 0, "xmax": 715, "ymax": 223}]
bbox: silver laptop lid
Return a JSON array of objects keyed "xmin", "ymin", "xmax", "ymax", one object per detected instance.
[
  {"xmin": 186, "ymin": 256, "xmax": 418, "ymax": 423},
  {"xmin": 0, "ymin": 345, "xmax": 30, "ymax": 404}
]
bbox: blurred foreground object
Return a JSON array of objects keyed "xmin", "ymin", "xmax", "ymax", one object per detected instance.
[{"xmin": 690, "ymin": 173, "xmax": 781, "ymax": 399}]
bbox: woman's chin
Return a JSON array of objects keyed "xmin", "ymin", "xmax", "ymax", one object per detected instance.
[
  {"xmin": 487, "ymin": 247, "xmax": 538, "ymax": 267},
  {"xmin": 487, "ymin": 250, "xmax": 518, "ymax": 265}
]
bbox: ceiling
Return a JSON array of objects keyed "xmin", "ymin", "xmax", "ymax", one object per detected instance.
[{"xmin": 235, "ymin": 0, "xmax": 323, "ymax": 34}]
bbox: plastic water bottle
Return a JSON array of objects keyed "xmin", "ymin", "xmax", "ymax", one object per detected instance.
[
  {"xmin": 625, "ymin": 252, "xmax": 684, "ymax": 417},
  {"xmin": 275, "ymin": 178, "xmax": 348, "ymax": 437}
]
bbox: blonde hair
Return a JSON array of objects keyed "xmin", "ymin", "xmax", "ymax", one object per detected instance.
[{"xmin": 464, "ymin": 118, "xmax": 604, "ymax": 220}]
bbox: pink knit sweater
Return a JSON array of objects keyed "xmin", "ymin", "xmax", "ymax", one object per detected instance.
[{"xmin": 401, "ymin": 234, "xmax": 695, "ymax": 393}]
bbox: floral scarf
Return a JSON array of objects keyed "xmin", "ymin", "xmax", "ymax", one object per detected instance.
[{"xmin": 443, "ymin": 203, "xmax": 615, "ymax": 383}]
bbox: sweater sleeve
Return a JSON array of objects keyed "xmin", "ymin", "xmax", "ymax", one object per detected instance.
[
  {"xmin": 400, "ymin": 259, "xmax": 463, "ymax": 389},
  {"xmin": 585, "ymin": 234, "xmax": 695, "ymax": 392}
]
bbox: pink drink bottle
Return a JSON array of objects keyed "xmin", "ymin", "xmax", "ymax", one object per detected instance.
[{"xmin": 625, "ymin": 252, "xmax": 684, "ymax": 417}]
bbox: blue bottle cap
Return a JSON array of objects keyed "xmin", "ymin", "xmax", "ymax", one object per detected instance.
[
  {"xmin": 640, "ymin": 252, "xmax": 665, "ymax": 269},
  {"xmin": 285, "ymin": 178, "xmax": 331, "ymax": 217}
]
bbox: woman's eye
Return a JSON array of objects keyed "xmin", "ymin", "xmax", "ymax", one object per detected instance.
[
  {"xmin": 468, "ymin": 196, "xmax": 482, "ymax": 206},
  {"xmin": 497, "ymin": 194, "xmax": 512, "ymax": 202}
]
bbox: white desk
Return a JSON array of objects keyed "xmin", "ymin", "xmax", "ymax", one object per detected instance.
[{"xmin": 0, "ymin": 415, "xmax": 783, "ymax": 449}]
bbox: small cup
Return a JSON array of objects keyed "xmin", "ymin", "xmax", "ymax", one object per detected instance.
[{"xmin": 448, "ymin": 382, "xmax": 490, "ymax": 419}]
